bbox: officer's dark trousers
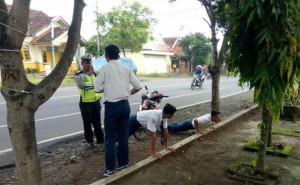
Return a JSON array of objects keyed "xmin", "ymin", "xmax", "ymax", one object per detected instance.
[{"xmin": 79, "ymin": 100, "xmax": 104, "ymax": 144}]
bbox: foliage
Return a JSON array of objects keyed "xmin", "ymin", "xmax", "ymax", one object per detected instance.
[
  {"xmin": 213, "ymin": 0, "xmax": 239, "ymax": 32},
  {"xmin": 179, "ymin": 32, "xmax": 212, "ymax": 67},
  {"xmin": 284, "ymin": 79, "xmax": 300, "ymax": 105},
  {"xmin": 137, "ymin": 72, "xmax": 176, "ymax": 78},
  {"xmin": 272, "ymin": 127, "xmax": 300, "ymax": 137},
  {"xmin": 97, "ymin": 1, "xmax": 156, "ymax": 56},
  {"xmin": 84, "ymin": 35, "xmax": 106, "ymax": 57},
  {"xmin": 245, "ymin": 138, "xmax": 293, "ymax": 157},
  {"xmin": 25, "ymin": 68, "xmax": 39, "ymax": 74},
  {"xmin": 227, "ymin": 0, "xmax": 300, "ymax": 121}
]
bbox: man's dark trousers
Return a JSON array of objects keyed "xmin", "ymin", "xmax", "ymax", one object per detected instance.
[{"xmin": 104, "ymin": 100, "xmax": 130, "ymax": 171}]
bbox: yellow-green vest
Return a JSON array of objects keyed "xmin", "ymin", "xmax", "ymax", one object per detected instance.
[{"xmin": 78, "ymin": 73, "xmax": 101, "ymax": 103}]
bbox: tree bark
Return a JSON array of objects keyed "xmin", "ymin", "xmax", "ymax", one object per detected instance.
[
  {"xmin": 0, "ymin": 1, "xmax": 85, "ymax": 184},
  {"xmin": 256, "ymin": 101, "xmax": 269, "ymax": 172},
  {"xmin": 122, "ymin": 48, "xmax": 126, "ymax": 57},
  {"xmin": 267, "ymin": 111, "xmax": 273, "ymax": 147},
  {"xmin": 210, "ymin": 65, "xmax": 221, "ymax": 111},
  {"xmin": 7, "ymin": 99, "xmax": 44, "ymax": 184}
]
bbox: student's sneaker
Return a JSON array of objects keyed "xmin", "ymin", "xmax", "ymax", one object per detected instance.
[
  {"xmin": 96, "ymin": 138, "xmax": 104, "ymax": 144},
  {"xmin": 87, "ymin": 142, "xmax": 95, "ymax": 149},
  {"xmin": 116, "ymin": 164, "xmax": 128, "ymax": 170},
  {"xmin": 102, "ymin": 169, "xmax": 115, "ymax": 177}
]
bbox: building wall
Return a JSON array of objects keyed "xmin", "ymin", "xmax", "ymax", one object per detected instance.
[
  {"xmin": 24, "ymin": 44, "xmax": 78, "ymax": 75},
  {"xmin": 125, "ymin": 51, "xmax": 172, "ymax": 74}
]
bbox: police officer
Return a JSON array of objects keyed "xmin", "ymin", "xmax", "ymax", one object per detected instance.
[{"xmin": 74, "ymin": 54, "xmax": 104, "ymax": 149}]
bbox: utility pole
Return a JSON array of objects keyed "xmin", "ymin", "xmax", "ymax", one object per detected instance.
[
  {"xmin": 51, "ymin": 19, "xmax": 56, "ymax": 68},
  {"xmin": 95, "ymin": 0, "xmax": 100, "ymax": 55}
]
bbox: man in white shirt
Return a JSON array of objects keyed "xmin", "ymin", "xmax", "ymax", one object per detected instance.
[
  {"xmin": 94, "ymin": 44, "xmax": 142, "ymax": 177},
  {"xmin": 129, "ymin": 103, "xmax": 177, "ymax": 159},
  {"xmin": 168, "ymin": 111, "xmax": 221, "ymax": 135}
]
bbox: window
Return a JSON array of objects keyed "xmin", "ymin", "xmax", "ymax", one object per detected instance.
[
  {"xmin": 42, "ymin": 51, "xmax": 47, "ymax": 63},
  {"xmin": 21, "ymin": 45, "xmax": 31, "ymax": 61}
]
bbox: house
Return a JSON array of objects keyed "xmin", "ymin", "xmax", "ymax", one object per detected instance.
[
  {"xmin": 122, "ymin": 36, "xmax": 190, "ymax": 74},
  {"xmin": 8, "ymin": 5, "xmax": 85, "ymax": 75},
  {"xmin": 163, "ymin": 37, "xmax": 191, "ymax": 73}
]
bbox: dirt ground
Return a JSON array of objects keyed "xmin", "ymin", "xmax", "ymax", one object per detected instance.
[{"xmin": 1, "ymin": 91, "xmax": 299, "ymax": 185}]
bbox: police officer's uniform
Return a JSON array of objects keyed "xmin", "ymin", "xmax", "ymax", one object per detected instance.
[{"xmin": 75, "ymin": 59, "xmax": 104, "ymax": 147}]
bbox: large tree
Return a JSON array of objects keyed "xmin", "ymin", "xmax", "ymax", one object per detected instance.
[
  {"xmin": 0, "ymin": 1, "xmax": 85, "ymax": 184},
  {"xmin": 227, "ymin": 0, "xmax": 300, "ymax": 172},
  {"xmin": 97, "ymin": 1, "xmax": 156, "ymax": 57},
  {"xmin": 179, "ymin": 32, "xmax": 212, "ymax": 67},
  {"xmin": 170, "ymin": 0, "xmax": 237, "ymax": 112}
]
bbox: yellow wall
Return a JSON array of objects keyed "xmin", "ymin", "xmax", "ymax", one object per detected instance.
[{"xmin": 24, "ymin": 63, "xmax": 77, "ymax": 75}]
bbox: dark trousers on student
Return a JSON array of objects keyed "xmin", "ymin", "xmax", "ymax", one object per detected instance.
[
  {"xmin": 168, "ymin": 119, "xmax": 194, "ymax": 132},
  {"xmin": 104, "ymin": 100, "xmax": 130, "ymax": 171},
  {"xmin": 128, "ymin": 114, "xmax": 141, "ymax": 136}
]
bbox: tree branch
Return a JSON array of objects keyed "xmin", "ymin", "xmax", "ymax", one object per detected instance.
[{"xmin": 35, "ymin": 0, "xmax": 85, "ymax": 105}]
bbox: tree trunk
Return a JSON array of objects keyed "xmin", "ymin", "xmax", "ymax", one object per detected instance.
[
  {"xmin": 211, "ymin": 66, "xmax": 221, "ymax": 111},
  {"xmin": 122, "ymin": 48, "xmax": 126, "ymax": 57},
  {"xmin": 267, "ymin": 111, "xmax": 273, "ymax": 147},
  {"xmin": 256, "ymin": 101, "xmax": 269, "ymax": 172},
  {"xmin": 7, "ymin": 99, "xmax": 44, "ymax": 184},
  {"xmin": 0, "ymin": 1, "xmax": 85, "ymax": 184}
]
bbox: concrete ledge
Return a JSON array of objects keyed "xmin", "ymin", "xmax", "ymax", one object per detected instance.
[{"xmin": 91, "ymin": 104, "xmax": 259, "ymax": 185}]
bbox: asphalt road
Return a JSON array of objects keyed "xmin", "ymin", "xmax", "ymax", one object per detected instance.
[{"xmin": 0, "ymin": 76, "xmax": 247, "ymax": 156}]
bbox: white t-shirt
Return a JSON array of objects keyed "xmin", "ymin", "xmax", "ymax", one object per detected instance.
[
  {"xmin": 94, "ymin": 60, "xmax": 142, "ymax": 102},
  {"xmin": 136, "ymin": 110, "xmax": 168, "ymax": 132},
  {"xmin": 191, "ymin": 114, "xmax": 211, "ymax": 128}
]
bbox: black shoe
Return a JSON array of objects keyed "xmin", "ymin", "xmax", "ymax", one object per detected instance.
[
  {"xmin": 102, "ymin": 169, "xmax": 115, "ymax": 177},
  {"xmin": 87, "ymin": 142, "xmax": 95, "ymax": 149},
  {"xmin": 116, "ymin": 164, "xmax": 128, "ymax": 170},
  {"xmin": 97, "ymin": 139, "xmax": 104, "ymax": 144}
]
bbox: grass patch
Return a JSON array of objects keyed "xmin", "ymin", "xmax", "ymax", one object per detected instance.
[
  {"xmin": 244, "ymin": 138, "xmax": 293, "ymax": 158},
  {"xmin": 27, "ymin": 76, "xmax": 75, "ymax": 87},
  {"xmin": 226, "ymin": 161, "xmax": 280, "ymax": 185},
  {"xmin": 137, "ymin": 72, "xmax": 198, "ymax": 78},
  {"xmin": 272, "ymin": 127, "xmax": 300, "ymax": 137}
]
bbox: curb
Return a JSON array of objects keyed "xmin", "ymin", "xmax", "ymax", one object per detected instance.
[{"xmin": 91, "ymin": 104, "xmax": 259, "ymax": 185}]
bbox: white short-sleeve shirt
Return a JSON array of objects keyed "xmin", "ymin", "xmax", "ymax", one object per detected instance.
[
  {"xmin": 94, "ymin": 60, "xmax": 142, "ymax": 102},
  {"xmin": 191, "ymin": 114, "xmax": 211, "ymax": 128},
  {"xmin": 136, "ymin": 110, "xmax": 167, "ymax": 132}
]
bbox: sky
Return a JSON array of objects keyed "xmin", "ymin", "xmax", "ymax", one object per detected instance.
[{"xmin": 4, "ymin": 0, "xmax": 224, "ymax": 43}]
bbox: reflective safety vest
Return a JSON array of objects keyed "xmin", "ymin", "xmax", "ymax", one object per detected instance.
[{"xmin": 78, "ymin": 73, "xmax": 101, "ymax": 103}]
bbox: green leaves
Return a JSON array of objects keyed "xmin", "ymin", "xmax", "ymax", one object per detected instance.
[
  {"xmin": 96, "ymin": 1, "xmax": 156, "ymax": 56},
  {"xmin": 227, "ymin": 0, "xmax": 300, "ymax": 119},
  {"xmin": 179, "ymin": 33, "xmax": 212, "ymax": 66}
]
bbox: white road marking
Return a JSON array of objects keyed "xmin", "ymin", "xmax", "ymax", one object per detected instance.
[
  {"xmin": 0, "ymin": 131, "xmax": 84, "ymax": 155},
  {"xmin": 0, "ymin": 90, "xmax": 249, "ymax": 154}
]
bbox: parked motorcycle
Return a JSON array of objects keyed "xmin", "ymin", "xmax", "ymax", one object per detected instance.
[
  {"xmin": 191, "ymin": 74, "xmax": 205, "ymax": 90},
  {"xmin": 133, "ymin": 85, "xmax": 169, "ymax": 141},
  {"xmin": 206, "ymin": 72, "xmax": 212, "ymax": 80}
]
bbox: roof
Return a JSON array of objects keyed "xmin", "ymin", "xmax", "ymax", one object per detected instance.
[
  {"xmin": 163, "ymin": 37, "xmax": 178, "ymax": 49},
  {"xmin": 6, "ymin": 4, "xmax": 84, "ymax": 46},
  {"xmin": 6, "ymin": 5, "xmax": 52, "ymax": 36},
  {"xmin": 32, "ymin": 27, "xmax": 68, "ymax": 44},
  {"xmin": 27, "ymin": 9, "xmax": 52, "ymax": 36},
  {"xmin": 163, "ymin": 37, "xmax": 182, "ymax": 55}
]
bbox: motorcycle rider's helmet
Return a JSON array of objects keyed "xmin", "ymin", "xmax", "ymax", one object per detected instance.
[
  {"xmin": 141, "ymin": 94, "xmax": 148, "ymax": 100},
  {"xmin": 196, "ymin": 65, "xmax": 202, "ymax": 69}
]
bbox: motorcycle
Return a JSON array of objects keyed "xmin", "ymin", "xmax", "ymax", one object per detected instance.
[
  {"xmin": 133, "ymin": 85, "xmax": 169, "ymax": 141},
  {"xmin": 191, "ymin": 74, "xmax": 205, "ymax": 90}
]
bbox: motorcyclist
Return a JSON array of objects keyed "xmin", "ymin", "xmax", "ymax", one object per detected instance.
[
  {"xmin": 194, "ymin": 65, "xmax": 204, "ymax": 76},
  {"xmin": 194, "ymin": 65, "xmax": 204, "ymax": 83}
]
